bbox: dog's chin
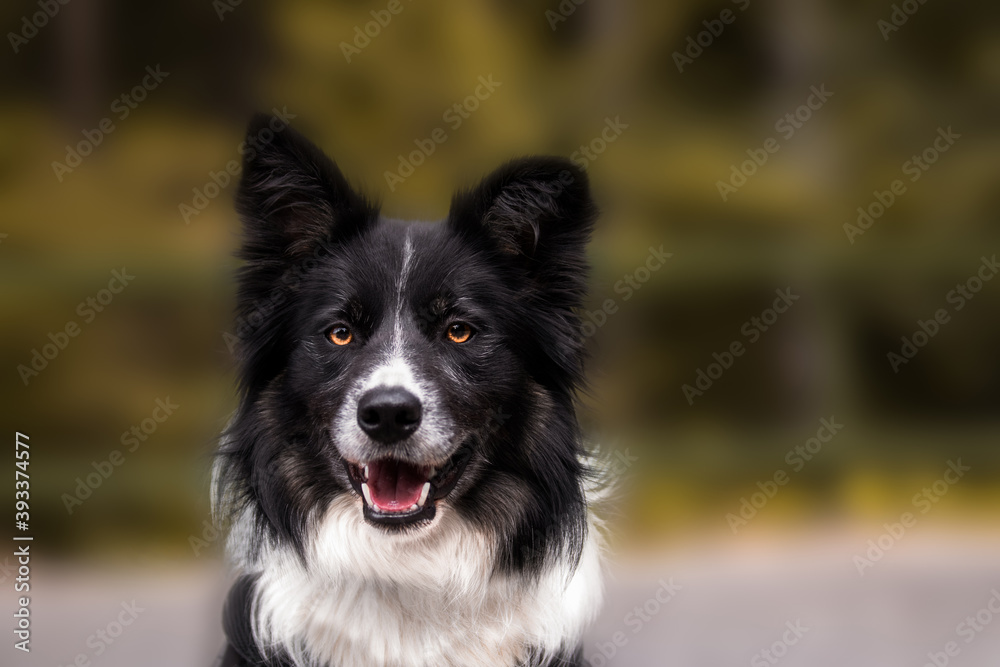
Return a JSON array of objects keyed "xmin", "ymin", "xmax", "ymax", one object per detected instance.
[{"xmin": 341, "ymin": 444, "xmax": 473, "ymax": 531}]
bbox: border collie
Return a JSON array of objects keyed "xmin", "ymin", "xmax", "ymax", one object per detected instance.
[{"xmin": 214, "ymin": 113, "xmax": 604, "ymax": 667}]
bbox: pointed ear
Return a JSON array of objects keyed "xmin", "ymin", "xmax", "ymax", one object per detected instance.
[
  {"xmin": 235, "ymin": 113, "xmax": 375, "ymax": 267},
  {"xmin": 448, "ymin": 156, "xmax": 597, "ymax": 295},
  {"xmin": 231, "ymin": 115, "xmax": 376, "ymax": 396},
  {"xmin": 448, "ymin": 157, "xmax": 598, "ymax": 391},
  {"xmin": 447, "ymin": 156, "xmax": 596, "ymax": 265}
]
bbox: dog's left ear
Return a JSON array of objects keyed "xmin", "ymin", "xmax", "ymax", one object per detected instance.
[{"xmin": 448, "ymin": 156, "xmax": 596, "ymax": 262}]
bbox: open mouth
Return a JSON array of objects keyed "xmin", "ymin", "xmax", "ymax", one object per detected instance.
[{"xmin": 343, "ymin": 446, "xmax": 472, "ymax": 527}]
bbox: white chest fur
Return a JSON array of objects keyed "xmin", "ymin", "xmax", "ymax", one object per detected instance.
[{"xmin": 232, "ymin": 496, "xmax": 604, "ymax": 667}]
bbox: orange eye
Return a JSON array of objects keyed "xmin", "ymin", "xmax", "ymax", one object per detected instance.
[
  {"xmin": 328, "ymin": 326, "xmax": 353, "ymax": 346},
  {"xmin": 446, "ymin": 322, "xmax": 473, "ymax": 344}
]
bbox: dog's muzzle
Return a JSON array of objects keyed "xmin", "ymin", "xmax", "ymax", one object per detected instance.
[{"xmin": 345, "ymin": 386, "xmax": 472, "ymax": 528}]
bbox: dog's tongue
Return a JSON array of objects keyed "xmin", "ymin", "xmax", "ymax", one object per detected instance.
[{"xmin": 367, "ymin": 459, "xmax": 428, "ymax": 511}]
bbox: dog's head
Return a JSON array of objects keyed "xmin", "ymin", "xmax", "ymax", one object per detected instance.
[{"xmin": 221, "ymin": 114, "xmax": 596, "ymax": 557}]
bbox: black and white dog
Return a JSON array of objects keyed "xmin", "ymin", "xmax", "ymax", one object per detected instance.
[{"xmin": 214, "ymin": 114, "xmax": 604, "ymax": 667}]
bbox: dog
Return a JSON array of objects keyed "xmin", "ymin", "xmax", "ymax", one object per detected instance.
[{"xmin": 214, "ymin": 113, "xmax": 605, "ymax": 667}]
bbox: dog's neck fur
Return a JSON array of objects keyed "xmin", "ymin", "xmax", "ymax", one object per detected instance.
[{"xmin": 226, "ymin": 495, "xmax": 603, "ymax": 667}]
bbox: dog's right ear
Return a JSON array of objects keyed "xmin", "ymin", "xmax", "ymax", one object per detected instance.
[
  {"xmin": 235, "ymin": 113, "xmax": 375, "ymax": 266},
  {"xmin": 231, "ymin": 115, "xmax": 375, "ymax": 395}
]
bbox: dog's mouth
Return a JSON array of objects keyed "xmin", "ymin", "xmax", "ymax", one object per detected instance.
[{"xmin": 342, "ymin": 446, "xmax": 472, "ymax": 528}]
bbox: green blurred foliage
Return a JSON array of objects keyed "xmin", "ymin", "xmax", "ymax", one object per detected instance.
[{"xmin": 1, "ymin": 0, "xmax": 999, "ymax": 558}]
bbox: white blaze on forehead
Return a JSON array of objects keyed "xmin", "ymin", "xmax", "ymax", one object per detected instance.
[
  {"xmin": 363, "ymin": 231, "xmax": 421, "ymax": 396},
  {"xmin": 392, "ymin": 233, "xmax": 415, "ymax": 359}
]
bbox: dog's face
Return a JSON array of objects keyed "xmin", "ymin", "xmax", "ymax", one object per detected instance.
[
  {"xmin": 290, "ymin": 221, "xmax": 524, "ymax": 528},
  {"xmin": 224, "ymin": 115, "xmax": 595, "ymax": 551}
]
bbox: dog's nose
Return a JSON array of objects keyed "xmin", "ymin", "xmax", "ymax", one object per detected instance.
[{"xmin": 357, "ymin": 387, "xmax": 422, "ymax": 443}]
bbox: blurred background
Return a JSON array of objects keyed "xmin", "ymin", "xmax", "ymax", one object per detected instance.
[{"xmin": 1, "ymin": 0, "xmax": 999, "ymax": 665}]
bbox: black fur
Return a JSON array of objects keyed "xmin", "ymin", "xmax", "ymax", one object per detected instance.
[{"xmin": 216, "ymin": 113, "xmax": 598, "ymax": 666}]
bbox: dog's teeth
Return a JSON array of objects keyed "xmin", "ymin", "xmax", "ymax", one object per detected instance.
[
  {"xmin": 361, "ymin": 483, "xmax": 373, "ymax": 507},
  {"xmin": 409, "ymin": 504, "xmax": 418, "ymax": 511},
  {"xmin": 418, "ymin": 482, "xmax": 430, "ymax": 507},
  {"xmin": 363, "ymin": 464, "xmax": 369, "ymax": 481}
]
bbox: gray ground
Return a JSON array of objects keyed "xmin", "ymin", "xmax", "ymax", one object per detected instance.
[{"xmin": 5, "ymin": 529, "xmax": 999, "ymax": 666}]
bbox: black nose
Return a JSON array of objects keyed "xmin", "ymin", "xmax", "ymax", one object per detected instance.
[{"xmin": 357, "ymin": 387, "xmax": 422, "ymax": 443}]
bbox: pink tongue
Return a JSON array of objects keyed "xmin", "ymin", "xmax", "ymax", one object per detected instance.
[{"xmin": 368, "ymin": 459, "xmax": 428, "ymax": 511}]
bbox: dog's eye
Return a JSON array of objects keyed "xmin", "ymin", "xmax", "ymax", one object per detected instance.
[
  {"xmin": 328, "ymin": 325, "xmax": 353, "ymax": 346},
  {"xmin": 446, "ymin": 322, "xmax": 474, "ymax": 344}
]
